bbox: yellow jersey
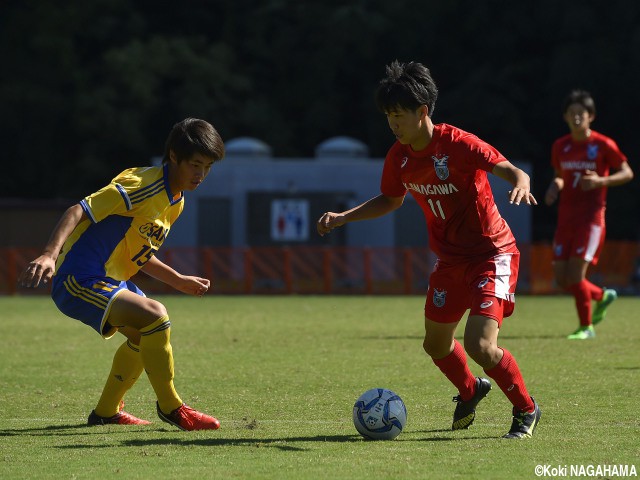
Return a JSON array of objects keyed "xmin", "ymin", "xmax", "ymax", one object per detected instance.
[{"xmin": 55, "ymin": 164, "xmax": 184, "ymax": 281}]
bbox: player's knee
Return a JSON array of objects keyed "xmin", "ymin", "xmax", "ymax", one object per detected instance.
[
  {"xmin": 140, "ymin": 299, "xmax": 168, "ymax": 326},
  {"xmin": 423, "ymin": 336, "xmax": 450, "ymax": 359},
  {"xmin": 464, "ymin": 337, "xmax": 499, "ymax": 367}
]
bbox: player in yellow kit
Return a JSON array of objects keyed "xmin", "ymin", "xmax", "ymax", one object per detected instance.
[{"xmin": 19, "ymin": 118, "xmax": 225, "ymax": 430}]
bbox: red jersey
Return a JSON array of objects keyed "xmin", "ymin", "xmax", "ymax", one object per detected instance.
[
  {"xmin": 381, "ymin": 123, "xmax": 515, "ymax": 263},
  {"xmin": 551, "ymin": 130, "xmax": 627, "ymax": 226}
]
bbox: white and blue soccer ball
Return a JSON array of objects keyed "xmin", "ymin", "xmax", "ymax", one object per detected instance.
[{"xmin": 353, "ymin": 388, "xmax": 407, "ymax": 440}]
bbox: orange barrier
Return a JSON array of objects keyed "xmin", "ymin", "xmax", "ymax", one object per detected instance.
[
  {"xmin": 527, "ymin": 242, "xmax": 640, "ymax": 294},
  {"xmin": 2, "ymin": 243, "xmax": 638, "ymax": 296},
  {"xmin": 529, "ymin": 244, "xmax": 556, "ymax": 294}
]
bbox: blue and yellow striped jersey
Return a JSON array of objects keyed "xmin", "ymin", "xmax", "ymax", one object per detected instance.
[{"xmin": 56, "ymin": 164, "xmax": 184, "ymax": 281}]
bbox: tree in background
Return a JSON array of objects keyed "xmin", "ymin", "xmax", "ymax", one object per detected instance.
[{"xmin": 0, "ymin": 0, "xmax": 638, "ymax": 240}]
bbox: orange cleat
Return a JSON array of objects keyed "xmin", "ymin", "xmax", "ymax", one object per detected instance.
[{"xmin": 88, "ymin": 409, "xmax": 151, "ymax": 426}]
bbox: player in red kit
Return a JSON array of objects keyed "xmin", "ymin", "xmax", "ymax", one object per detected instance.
[
  {"xmin": 317, "ymin": 61, "xmax": 540, "ymax": 439},
  {"xmin": 544, "ymin": 90, "xmax": 633, "ymax": 340}
]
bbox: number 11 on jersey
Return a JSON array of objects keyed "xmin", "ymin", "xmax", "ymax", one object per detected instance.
[{"xmin": 427, "ymin": 198, "xmax": 446, "ymax": 219}]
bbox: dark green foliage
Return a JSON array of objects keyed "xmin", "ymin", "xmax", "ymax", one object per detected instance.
[{"xmin": 1, "ymin": 1, "xmax": 638, "ymax": 238}]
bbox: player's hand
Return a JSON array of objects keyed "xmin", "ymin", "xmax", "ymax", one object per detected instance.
[
  {"xmin": 176, "ymin": 276, "xmax": 211, "ymax": 297},
  {"xmin": 544, "ymin": 185, "xmax": 558, "ymax": 206},
  {"xmin": 18, "ymin": 255, "xmax": 56, "ymax": 288},
  {"xmin": 580, "ymin": 170, "xmax": 602, "ymax": 191},
  {"xmin": 507, "ymin": 188, "xmax": 538, "ymax": 206},
  {"xmin": 317, "ymin": 212, "xmax": 346, "ymax": 236}
]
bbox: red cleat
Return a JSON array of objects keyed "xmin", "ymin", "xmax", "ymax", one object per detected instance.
[
  {"xmin": 157, "ymin": 402, "xmax": 221, "ymax": 431},
  {"xmin": 88, "ymin": 409, "xmax": 151, "ymax": 426}
]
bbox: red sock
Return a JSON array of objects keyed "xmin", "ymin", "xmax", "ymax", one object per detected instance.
[
  {"xmin": 566, "ymin": 280, "xmax": 592, "ymax": 327},
  {"xmin": 484, "ymin": 348, "xmax": 534, "ymax": 413},
  {"xmin": 583, "ymin": 279, "xmax": 604, "ymax": 301},
  {"xmin": 432, "ymin": 340, "xmax": 476, "ymax": 401}
]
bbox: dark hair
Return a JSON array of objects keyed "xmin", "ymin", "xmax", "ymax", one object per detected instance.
[
  {"xmin": 163, "ymin": 118, "xmax": 225, "ymax": 164},
  {"xmin": 374, "ymin": 60, "xmax": 439, "ymax": 117},
  {"xmin": 562, "ymin": 90, "xmax": 596, "ymax": 116}
]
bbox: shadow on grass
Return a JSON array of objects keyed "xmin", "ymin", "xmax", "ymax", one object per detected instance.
[
  {"xmin": 49, "ymin": 430, "xmax": 494, "ymax": 450},
  {"xmin": 120, "ymin": 431, "xmax": 493, "ymax": 447},
  {"xmin": 0, "ymin": 424, "xmax": 148, "ymax": 437},
  {"xmin": 119, "ymin": 434, "xmax": 359, "ymax": 450},
  {"xmin": 1, "ymin": 425, "xmax": 496, "ymax": 447}
]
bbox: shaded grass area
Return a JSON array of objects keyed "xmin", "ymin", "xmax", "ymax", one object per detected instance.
[{"xmin": 1, "ymin": 295, "xmax": 638, "ymax": 479}]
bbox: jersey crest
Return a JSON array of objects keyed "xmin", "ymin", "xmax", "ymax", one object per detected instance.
[
  {"xmin": 587, "ymin": 144, "xmax": 599, "ymax": 160},
  {"xmin": 432, "ymin": 155, "xmax": 449, "ymax": 180},
  {"xmin": 433, "ymin": 288, "xmax": 447, "ymax": 308}
]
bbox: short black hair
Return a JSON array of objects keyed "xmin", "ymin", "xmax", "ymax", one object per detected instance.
[
  {"xmin": 374, "ymin": 60, "xmax": 439, "ymax": 117},
  {"xmin": 562, "ymin": 90, "xmax": 596, "ymax": 116},
  {"xmin": 163, "ymin": 118, "xmax": 225, "ymax": 164}
]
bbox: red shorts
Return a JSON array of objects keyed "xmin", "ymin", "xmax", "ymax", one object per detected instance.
[
  {"xmin": 424, "ymin": 250, "xmax": 519, "ymax": 327},
  {"xmin": 553, "ymin": 223, "xmax": 605, "ymax": 265}
]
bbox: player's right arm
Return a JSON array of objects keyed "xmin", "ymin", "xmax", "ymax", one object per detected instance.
[
  {"xmin": 317, "ymin": 194, "xmax": 404, "ymax": 236},
  {"xmin": 580, "ymin": 161, "xmax": 634, "ymax": 190},
  {"xmin": 544, "ymin": 170, "xmax": 564, "ymax": 206},
  {"xmin": 141, "ymin": 255, "xmax": 211, "ymax": 297},
  {"xmin": 19, "ymin": 204, "xmax": 87, "ymax": 288}
]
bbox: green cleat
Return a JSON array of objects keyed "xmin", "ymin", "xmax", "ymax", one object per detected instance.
[
  {"xmin": 592, "ymin": 288, "xmax": 617, "ymax": 325},
  {"xmin": 567, "ymin": 325, "xmax": 595, "ymax": 340}
]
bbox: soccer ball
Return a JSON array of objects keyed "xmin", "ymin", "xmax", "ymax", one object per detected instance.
[{"xmin": 353, "ymin": 388, "xmax": 407, "ymax": 440}]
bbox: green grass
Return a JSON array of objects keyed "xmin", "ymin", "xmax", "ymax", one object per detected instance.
[{"xmin": 1, "ymin": 295, "xmax": 638, "ymax": 479}]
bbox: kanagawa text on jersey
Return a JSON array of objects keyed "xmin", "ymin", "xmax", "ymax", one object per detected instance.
[
  {"xmin": 560, "ymin": 160, "xmax": 597, "ymax": 170},
  {"xmin": 403, "ymin": 182, "xmax": 460, "ymax": 196}
]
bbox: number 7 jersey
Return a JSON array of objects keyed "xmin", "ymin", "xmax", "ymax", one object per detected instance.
[
  {"xmin": 55, "ymin": 164, "xmax": 184, "ymax": 281},
  {"xmin": 551, "ymin": 130, "xmax": 627, "ymax": 226},
  {"xmin": 380, "ymin": 123, "xmax": 515, "ymax": 264}
]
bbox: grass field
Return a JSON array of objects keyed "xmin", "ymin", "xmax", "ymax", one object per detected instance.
[{"xmin": 1, "ymin": 294, "xmax": 638, "ymax": 479}]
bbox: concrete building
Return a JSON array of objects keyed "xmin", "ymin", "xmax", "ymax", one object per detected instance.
[{"xmin": 162, "ymin": 136, "xmax": 532, "ymax": 250}]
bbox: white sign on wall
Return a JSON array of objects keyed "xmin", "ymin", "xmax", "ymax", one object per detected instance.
[{"xmin": 271, "ymin": 199, "xmax": 309, "ymax": 241}]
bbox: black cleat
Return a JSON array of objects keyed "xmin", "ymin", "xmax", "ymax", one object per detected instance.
[
  {"xmin": 502, "ymin": 398, "xmax": 541, "ymax": 439},
  {"xmin": 452, "ymin": 377, "xmax": 492, "ymax": 430}
]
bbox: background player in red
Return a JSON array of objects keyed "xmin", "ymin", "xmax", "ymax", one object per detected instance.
[
  {"xmin": 318, "ymin": 61, "xmax": 540, "ymax": 439},
  {"xmin": 18, "ymin": 118, "xmax": 225, "ymax": 430},
  {"xmin": 544, "ymin": 90, "xmax": 633, "ymax": 340}
]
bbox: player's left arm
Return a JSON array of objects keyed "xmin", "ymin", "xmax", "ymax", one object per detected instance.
[
  {"xmin": 141, "ymin": 255, "xmax": 210, "ymax": 297},
  {"xmin": 580, "ymin": 161, "xmax": 634, "ymax": 191},
  {"xmin": 492, "ymin": 160, "xmax": 538, "ymax": 206}
]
